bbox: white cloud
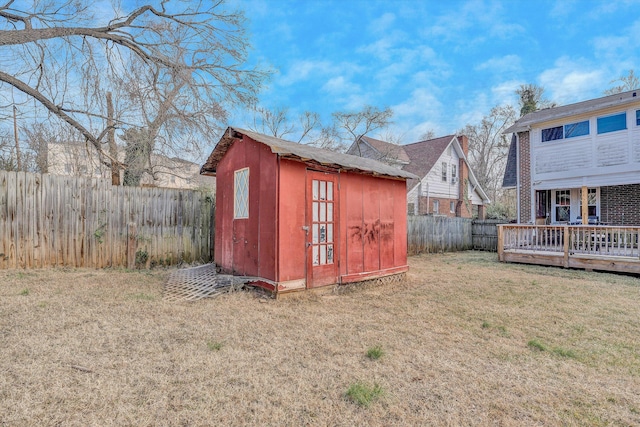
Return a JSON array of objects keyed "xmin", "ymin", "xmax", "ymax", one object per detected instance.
[
  {"xmin": 277, "ymin": 60, "xmax": 337, "ymax": 86},
  {"xmin": 475, "ymin": 55, "xmax": 522, "ymax": 73},
  {"xmin": 391, "ymin": 88, "xmax": 447, "ymax": 141},
  {"xmin": 368, "ymin": 12, "xmax": 396, "ymax": 34},
  {"xmin": 490, "ymin": 80, "xmax": 522, "ymax": 107},
  {"xmin": 538, "ymin": 57, "xmax": 606, "ymax": 104}
]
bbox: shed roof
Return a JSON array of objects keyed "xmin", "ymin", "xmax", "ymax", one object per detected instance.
[
  {"xmin": 505, "ymin": 89, "xmax": 640, "ymax": 134},
  {"xmin": 200, "ymin": 127, "xmax": 417, "ymax": 180}
]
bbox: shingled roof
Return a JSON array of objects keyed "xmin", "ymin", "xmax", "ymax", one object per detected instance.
[
  {"xmin": 505, "ymin": 88, "xmax": 640, "ymax": 134},
  {"xmin": 200, "ymin": 127, "xmax": 417, "ymax": 180},
  {"xmin": 356, "ymin": 135, "xmax": 411, "ymax": 164},
  {"xmin": 502, "ymin": 134, "xmax": 517, "ymax": 188},
  {"xmin": 401, "ymin": 135, "xmax": 457, "ymax": 191}
]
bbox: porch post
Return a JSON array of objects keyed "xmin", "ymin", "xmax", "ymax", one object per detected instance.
[{"xmin": 581, "ymin": 186, "xmax": 588, "ymax": 225}]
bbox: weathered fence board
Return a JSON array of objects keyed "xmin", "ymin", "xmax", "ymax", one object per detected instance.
[
  {"xmin": 472, "ymin": 219, "xmax": 503, "ymax": 252},
  {"xmin": 0, "ymin": 170, "xmax": 214, "ymax": 269},
  {"xmin": 408, "ymin": 216, "xmax": 473, "ymax": 254},
  {"xmin": 408, "ymin": 216, "xmax": 504, "ymax": 255}
]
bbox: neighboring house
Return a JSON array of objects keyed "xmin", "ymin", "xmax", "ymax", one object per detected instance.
[
  {"xmin": 503, "ymin": 88, "xmax": 640, "ymax": 225},
  {"xmin": 200, "ymin": 127, "xmax": 416, "ymax": 294},
  {"xmin": 347, "ymin": 135, "xmax": 490, "ymax": 219},
  {"xmin": 47, "ymin": 141, "xmax": 214, "ymax": 190}
]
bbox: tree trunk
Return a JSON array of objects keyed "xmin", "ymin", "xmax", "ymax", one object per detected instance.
[{"xmin": 107, "ymin": 92, "xmax": 120, "ymax": 185}]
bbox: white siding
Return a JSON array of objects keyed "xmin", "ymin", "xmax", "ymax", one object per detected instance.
[
  {"xmin": 423, "ymin": 144, "xmax": 460, "ymax": 199},
  {"xmin": 531, "ymin": 104, "xmax": 640, "ymax": 190}
]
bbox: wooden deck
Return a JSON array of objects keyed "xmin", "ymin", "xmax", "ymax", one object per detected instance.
[{"xmin": 497, "ymin": 225, "xmax": 640, "ymax": 274}]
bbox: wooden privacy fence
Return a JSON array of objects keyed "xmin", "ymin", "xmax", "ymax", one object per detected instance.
[
  {"xmin": 408, "ymin": 216, "xmax": 504, "ymax": 255},
  {"xmin": 0, "ymin": 171, "xmax": 214, "ymax": 269},
  {"xmin": 472, "ymin": 219, "xmax": 503, "ymax": 251},
  {"xmin": 408, "ymin": 216, "xmax": 472, "ymax": 254}
]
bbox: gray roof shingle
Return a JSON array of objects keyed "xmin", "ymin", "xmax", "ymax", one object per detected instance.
[{"xmin": 201, "ymin": 127, "xmax": 417, "ymax": 180}]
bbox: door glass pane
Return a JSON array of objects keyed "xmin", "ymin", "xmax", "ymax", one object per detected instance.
[
  {"xmin": 327, "ymin": 224, "xmax": 333, "ymax": 243},
  {"xmin": 313, "ymin": 245, "xmax": 319, "ymax": 265},
  {"xmin": 320, "ymin": 224, "xmax": 326, "ymax": 243},
  {"xmin": 320, "ymin": 202, "xmax": 326, "ymax": 222},
  {"xmin": 313, "ymin": 180, "xmax": 319, "ymax": 200},
  {"xmin": 327, "ymin": 203, "xmax": 333, "ymax": 222},
  {"xmin": 327, "ymin": 245, "xmax": 333, "ymax": 264},
  {"xmin": 313, "ymin": 224, "xmax": 319, "ymax": 244},
  {"xmin": 320, "ymin": 245, "xmax": 326, "ymax": 264},
  {"xmin": 327, "ymin": 182, "xmax": 333, "ymax": 201},
  {"xmin": 320, "ymin": 181, "xmax": 326, "ymax": 200},
  {"xmin": 313, "ymin": 202, "xmax": 318, "ymax": 222}
]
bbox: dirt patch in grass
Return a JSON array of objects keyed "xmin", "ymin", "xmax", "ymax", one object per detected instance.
[{"xmin": 1, "ymin": 253, "xmax": 639, "ymax": 426}]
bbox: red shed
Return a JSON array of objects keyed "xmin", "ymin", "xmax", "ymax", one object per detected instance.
[{"xmin": 200, "ymin": 127, "xmax": 417, "ymax": 294}]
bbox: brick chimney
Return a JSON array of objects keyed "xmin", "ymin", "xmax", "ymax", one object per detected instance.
[{"xmin": 457, "ymin": 135, "xmax": 472, "ymax": 218}]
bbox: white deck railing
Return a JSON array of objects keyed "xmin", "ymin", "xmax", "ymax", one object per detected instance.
[{"xmin": 498, "ymin": 225, "xmax": 640, "ymax": 258}]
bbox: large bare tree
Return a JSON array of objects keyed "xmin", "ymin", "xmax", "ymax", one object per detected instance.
[
  {"xmin": 0, "ymin": 0, "xmax": 267, "ymax": 178},
  {"xmin": 604, "ymin": 70, "xmax": 639, "ymax": 95},
  {"xmin": 460, "ymin": 104, "xmax": 516, "ymax": 201},
  {"xmin": 333, "ymin": 105, "xmax": 393, "ymax": 155}
]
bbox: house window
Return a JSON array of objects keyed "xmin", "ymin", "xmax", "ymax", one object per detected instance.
[
  {"xmin": 554, "ymin": 189, "xmax": 570, "ymax": 222},
  {"xmin": 636, "ymin": 110, "xmax": 640, "ymax": 126},
  {"xmin": 541, "ymin": 120, "xmax": 589, "ymax": 141},
  {"xmin": 536, "ymin": 190, "xmax": 549, "ymax": 219},
  {"xmin": 579, "ymin": 188, "xmax": 599, "ymax": 219},
  {"xmin": 234, "ymin": 168, "xmax": 249, "ymax": 219},
  {"xmin": 450, "ymin": 201, "xmax": 455, "ymax": 213},
  {"xmin": 441, "ymin": 162, "xmax": 447, "ymax": 182},
  {"xmin": 433, "ymin": 199, "xmax": 439, "ymax": 214},
  {"xmin": 542, "ymin": 126, "xmax": 563, "ymax": 142},
  {"xmin": 564, "ymin": 120, "xmax": 589, "ymax": 138},
  {"xmin": 451, "ymin": 164, "xmax": 457, "ymax": 183},
  {"xmin": 597, "ymin": 112, "xmax": 626, "ymax": 134}
]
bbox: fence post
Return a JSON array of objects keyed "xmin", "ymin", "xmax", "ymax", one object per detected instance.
[
  {"xmin": 127, "ymin": 222, "xmax": 137, "ymax": 269},
  {"xmin": 497, "ymin": 225, "xmax": 504, "ymax": 261}
]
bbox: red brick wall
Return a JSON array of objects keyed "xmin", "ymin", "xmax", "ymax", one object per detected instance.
[
  {"xmin": 418, "ymin": 196, "xmax": 460, "ymax": 217},
  {"xmin": 600, "ymin": 184, "xmax": 640, "ymax": 225},
  {"xmin": 518, "ymin": 131, "xmax": 532, "ymax": 223}
]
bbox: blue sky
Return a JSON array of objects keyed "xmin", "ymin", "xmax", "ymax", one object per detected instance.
[{"xmin": 229, "ymin": 0, "xmax": 640, "ymax": 143}]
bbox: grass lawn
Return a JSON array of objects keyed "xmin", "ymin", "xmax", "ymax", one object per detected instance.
[{"xmin": 1, "ymin": 251, "xmax": 639, "ymax": 426}]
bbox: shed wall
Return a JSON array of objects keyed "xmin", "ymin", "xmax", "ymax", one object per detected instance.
[
  {"xmin": 276, "ymin": 159, "xmax": 307, "ymax": 283},
  {"xmin": 214, "ymin": 136, "xmax": 277, "ymax": 280},
  {"xmin": 339, "ymin": 171, "xmax": 408, "ymax": 282}
]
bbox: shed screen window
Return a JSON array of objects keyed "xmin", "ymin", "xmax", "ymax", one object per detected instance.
[
  {"xmin": 234, "ymin": 168, "xmax": 249, "ymax": 219},
  {"xmin": 441, "ymin": 162, "xmax": 447, "ymax": 182},
  {"xmin": 597, "ymin": 112, "xmax": 626, "ymax": 134}
]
